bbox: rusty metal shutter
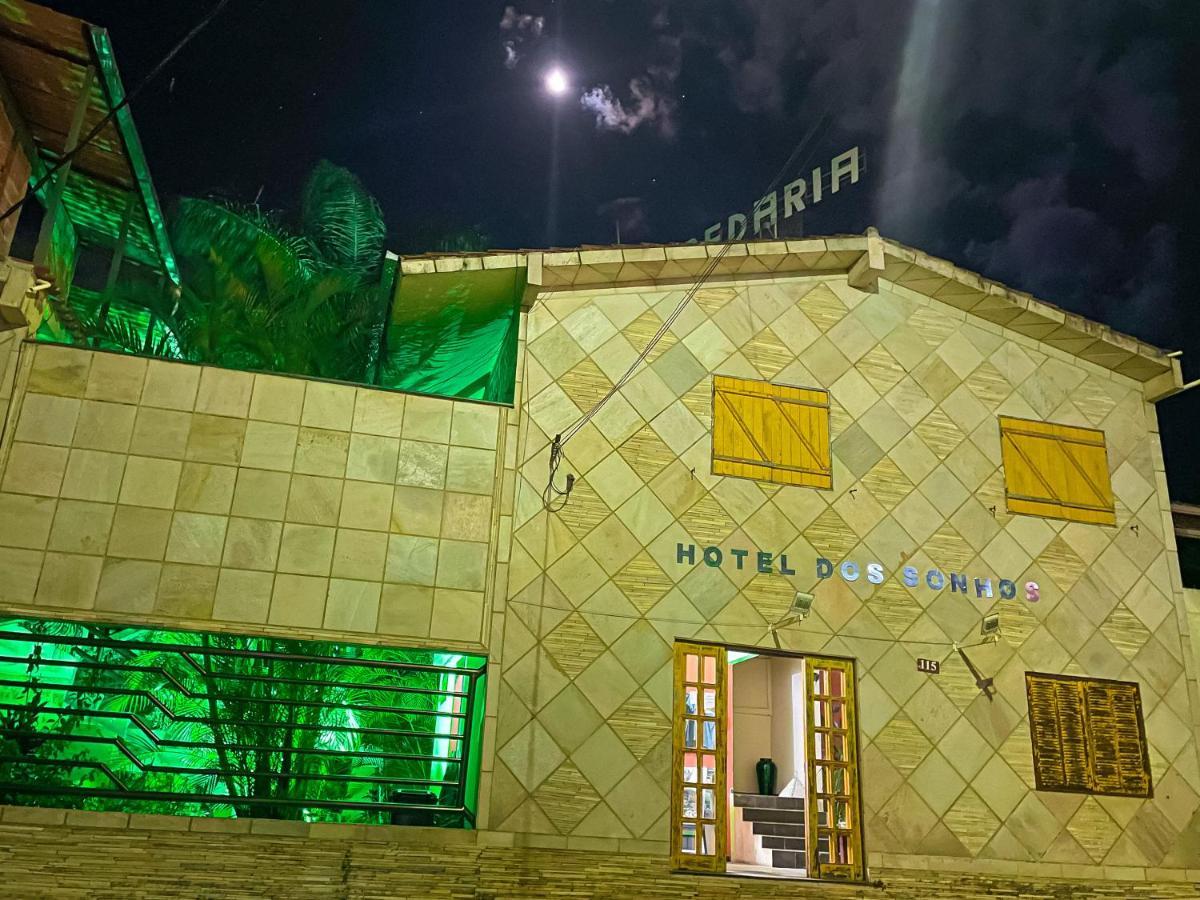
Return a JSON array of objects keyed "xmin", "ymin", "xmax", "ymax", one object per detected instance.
[
  {"xmin": 999, "ymin": 416, "xmax": 1115, "ymax": 525},
  {"xmin": 711, "ymin": 375, "xmax": 831, "ymax": 488}
]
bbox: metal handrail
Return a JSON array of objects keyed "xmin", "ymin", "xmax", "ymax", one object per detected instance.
[{"xmin": 0, "ymin": 618, "xmax": 487, "ymax": 827}]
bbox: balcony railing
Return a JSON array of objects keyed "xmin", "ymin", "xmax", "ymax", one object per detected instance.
[{"xmin": 0, "ymin": 616, "xmax": 486, "ymax": 826}]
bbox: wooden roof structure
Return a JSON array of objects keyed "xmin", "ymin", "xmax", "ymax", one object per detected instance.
[{"xmin": 0, "ymin": 0, "xmax": 177, "ymax": 284}]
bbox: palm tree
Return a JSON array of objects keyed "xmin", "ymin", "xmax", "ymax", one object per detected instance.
[{"xmin": 77, "ymin": 161, "xmax": 391, "ymax": 385}]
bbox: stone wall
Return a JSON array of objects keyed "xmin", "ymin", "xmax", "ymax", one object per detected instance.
[
  {"xmin": 0, "ymin": 807, "xmax": 1197, "ymax": 899},
  {"xmin": 0, "ymin": 342, "xmax": 510, "ymax": 652},
  {"xmin": 488, "ymin": 271, "xmax": 1200, "ymax": 876}
]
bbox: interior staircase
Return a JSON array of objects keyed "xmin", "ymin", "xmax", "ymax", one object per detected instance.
[{"xmin": 731, "ymin": 792, "xmax": 806, "ymax": 870}]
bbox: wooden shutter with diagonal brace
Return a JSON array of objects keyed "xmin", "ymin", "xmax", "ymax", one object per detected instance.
[
  {"xmin": 999, "ymin": 416, "xmax": 1115, "ymax": 525},
  {"xmin": 1026, "ymin": 673, "xmax": 1152, "ymax": 798},
  {"xmin": 712, "ymin": 375, "xmax": 832, "ymax": 488}
]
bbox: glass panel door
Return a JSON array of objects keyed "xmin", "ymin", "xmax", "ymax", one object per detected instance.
[
  {"xmin": 671, "ymin": 641, "xmax": 727, "ymax": 873},
  {"xmin": 805, "ymin": 657, "xmax": 863, "ymax": 880}
]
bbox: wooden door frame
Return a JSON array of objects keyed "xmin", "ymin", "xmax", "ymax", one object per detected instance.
[{"xmin": 668, "ymin": 640, "xmax": 868, "ymax": 883}]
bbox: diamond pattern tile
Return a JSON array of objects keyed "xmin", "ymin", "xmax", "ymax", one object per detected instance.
[
  {"xmin": 624, "ymin": 308, "xmax": 677, "ymax": 364},
  {"xmin": 943, "ymin": 787, "xmax": 1002, "ymax": 855},
  {"xmin": 861, "ymin": 458, "xmax": 914, "ymax": 512},
  {"xmin": 1099, "ymin": 603, "xmax": 1152, "ymax": 661},
  {"xmin": 616, "ymin": 425, "xmax": 674, "ymax": 484},
  {"xmin": 1073, "ymin": 377, "xmax": 1121, "ymax": 425},
  {"xmin": 964, "ymin": 361, "xmax": 1013, "ymax": 409},
  {"xmin": 872, "ymin": 711, "xmax": 932, "ymax": 774},
  {"xmin": 610, "ymin": 619, "xmax": 671, "ymax": 684},
  {"xmin": 866, "ymin": 580, "xmax": 923, "ymax": 639},
  {"xmin": 908, "ymin": 304, "xmax": 960, "ymax": 349},
  {"xmin": 679, "ymin": 493, "xmax": 737, "ymax": 545},
  {"xmin": 797, "ymin": 282, "xmax": 847, "ymax": 331},
  {"xmin": 857, "ymin": 344, "xmax": 908, "ymax": 395},
  {"xmin": 743, "ymin": 327, "xmax": 793, "ymax": 380},
  {"xmin": 1037, "ymin": 536, "xmax": 1088, "ymax": 592},
  {"xmin": 559, "ymin": 358, "xmax": 613, "ymax": 412},
  {"xmin": 915, "ymin": 407, "xmax": 965, "ymax": 460},
  {"xmin": 542, "ymin": 612, "xmax": 607, "ymax": 679},
  {"xmin": 612, "ymin": 551, "xmax": 673, "ymax": 614},
  {"xmin": 533, "ymin": 760, "xmax": 602, "ymax": 834},
  {"xmin": 1066, "ymin": 797, "xmax": 1123, "ymax": 863},
  {"xmin": 803, "ymin": 507, "xmax": 859, "ymax": 561},
  {"xmin": 499, "ymin": 719, "xmax": 566, "ymax": 792},
  {"xmin": 740, "ymin": 573, "xmax": 795, "ymax": 622},
  {"xmin": 608, "ymin": 689, "xmax": 671, "ymax": 760},
  {"xmin": 923, "ymin": 522, "xmax": 975, "ymax": 573},
  {"xmin": 555, "ymin": 477, "xmax": 610, "ymax": 540}
]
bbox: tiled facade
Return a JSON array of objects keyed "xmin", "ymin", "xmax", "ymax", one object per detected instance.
[
  {"xmin": 487, "ymin": 246, "xmax": 1198, "ymax": 881},
  {"xmin": 0, "ymin": 234, "xmax": 1197, "ymax": 893},
  {"xmin": 0, "ymin": 343, "xmax": 513, "ymax": 652}
]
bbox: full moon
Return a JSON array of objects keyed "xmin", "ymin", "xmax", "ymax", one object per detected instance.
[{"xmin": 544, "ymin": 67, "xmax": 569, "ymax": 96}]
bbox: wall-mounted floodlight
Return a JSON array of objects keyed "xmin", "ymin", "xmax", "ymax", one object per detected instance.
[
  {"xmin": 980, "ymin": 612, "xmax": 1001, "ymax": 639},
  {"xmin": 790, "ymin": 591, "xmax": 815, "ymax": 619},
  {"xmin": 767, "ymin": 592, "xmax": 816, "ymax": 648}
]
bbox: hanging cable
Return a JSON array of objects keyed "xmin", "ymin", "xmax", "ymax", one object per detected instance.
[
  {"xmin": 0, "ymin": 0, "xmax": 235, "ymax": 224},
  {"xmin": 542, "ymin": 102, "xmax": 842, "ymax": 509}
]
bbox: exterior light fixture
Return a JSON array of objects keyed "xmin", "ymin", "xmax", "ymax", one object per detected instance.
[
  {"xmin": 790, "ymin": 591, "xmax": 815, "ymax": 619},
  {"xmin": 980, "ymin": 612, "xmax": 1001, "ymax": 639},
  {"xmin": 767, "ymin": 592, "xmax": 816, "ymax": 648}
]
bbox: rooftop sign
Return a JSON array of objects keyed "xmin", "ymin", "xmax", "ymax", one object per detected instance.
[{"xmin": 699, "ymin": 146, "xmax": 861, "ymax": 243}]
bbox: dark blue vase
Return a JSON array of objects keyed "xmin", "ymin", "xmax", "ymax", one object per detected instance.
[{"xmin": 755, "ymin": 757, "xmax": 777, "ymax": 795}]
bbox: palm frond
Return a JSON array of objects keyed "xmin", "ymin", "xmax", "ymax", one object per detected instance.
[{"xmin": 300, "ymin": 160, "xmax": 386, "ymax": 282}]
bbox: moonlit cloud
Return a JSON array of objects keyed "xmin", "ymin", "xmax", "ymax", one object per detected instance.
[
  {"xmin": 499, "ymin": 5, "xmax": 544, "ymax": 70},
  {"xmin": 580, "ymin": 79, "xmax": 677, "ymax": 138}
]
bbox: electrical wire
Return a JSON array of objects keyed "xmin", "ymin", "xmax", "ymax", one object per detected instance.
[
  {"xmin": 0, "ymin": 0, "xmax": 235, "ymax": 225},
  {"xmin": 506, "ymin": 595, "xmax": 1009, "ymax": 655},
  {"xmin": 540, "ymin": 100, "xmax": 848, "ymax": 510}
]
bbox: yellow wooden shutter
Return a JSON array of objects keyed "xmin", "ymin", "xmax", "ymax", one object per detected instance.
[
  {"xmin": 1025, "ymin": 673, "xmax": 1152, "ymax": 798},
  {"xmin": 712, "ymin": 375, "xmax": 832, "ymax": 488},
  {"xmin": 999, "ymin": 416, "xmax": 1115, "ymax": 525}
]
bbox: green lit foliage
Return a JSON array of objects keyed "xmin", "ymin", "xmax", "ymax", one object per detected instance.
[
  {"xmin": 0, "ymin": 618, "xmax": 484, "ymax": 825},
  {"xmin": 65, "ymin": 162, "xmax": 391, "ymax": 384}
]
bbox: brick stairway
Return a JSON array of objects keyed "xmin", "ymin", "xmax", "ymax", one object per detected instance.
[{"xmin": 731, "ymin": 793, "xmax": 806, "ymax": 869}]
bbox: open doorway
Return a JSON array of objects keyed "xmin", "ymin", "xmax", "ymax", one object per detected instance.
[
  {"xmin": 728, "ymin": 651, "xmax": 809, "ymax": 876},
  {"xmin": 669, "ymin": 642, "xmax": 864, "ymax": 882}
]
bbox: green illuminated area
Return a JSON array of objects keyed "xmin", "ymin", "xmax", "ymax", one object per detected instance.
[
  {"xmin": 37, "ymin": 161, "xmax": 523, "ymax": 405},
  {"xmin": 0, "ymin": 617, "xmax": 486, "ymax": 826}
]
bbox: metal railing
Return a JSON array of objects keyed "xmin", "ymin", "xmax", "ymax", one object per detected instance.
[{"xmin": 0, "ymin": 617, "xmax": 486, "ymax": 826}]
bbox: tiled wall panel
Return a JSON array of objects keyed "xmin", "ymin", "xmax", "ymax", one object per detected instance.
[{"xmin": 0, "ymin": 344, "xmax": 510, "ymax": 651}]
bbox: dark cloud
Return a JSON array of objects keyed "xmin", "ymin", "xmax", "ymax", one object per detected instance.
[
  {"xmin": 634, "ymin": 0, "xmax": 1181, "ymax": 336},
  {"xmin": 597, "ymin": 196, "xmax": 650, "ymax": 242}
]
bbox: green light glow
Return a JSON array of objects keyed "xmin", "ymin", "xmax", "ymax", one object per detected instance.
[{"xmin": 0, "ymin": 616, "xmax": 486, "ymax": 826}]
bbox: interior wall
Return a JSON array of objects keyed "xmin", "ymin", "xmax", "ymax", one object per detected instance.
[
  {"xmin": 731, "ymin": 655, "xmax": 808, "ymax": 798},
  {"xmin": 769, "ymin": 656, "xmax": 806, "ymax": 798},
  {"xmin": 730, "ymin": 656, "xmax": 771, "ymax": 794}
]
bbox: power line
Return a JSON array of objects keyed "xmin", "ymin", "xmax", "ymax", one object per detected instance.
[
  {"xmin": 541, "ymin": 101, "xmax": 844, "ymax": 509},
  {"xmin": 0, "ymin": 0, "xmax": 234, "ymax": 225}
]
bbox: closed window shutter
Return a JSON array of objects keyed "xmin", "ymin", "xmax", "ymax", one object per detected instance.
[
  {"xmin": 999, "ymin": 416, "xmax": 1115, "ymax": 525},
  {"xmin": 1026, "ymin": 673, "xmax": 1152, "ymax": 798},
  {"xmin": 1084, "ymin": 681, "xmax": 1152, "ymax": 797},
  {"xmin": 712, "ymin": 375, "xmax": 831, "ymax": 488}
]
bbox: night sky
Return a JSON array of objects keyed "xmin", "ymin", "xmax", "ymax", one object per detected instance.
[{"xmin": 43, "ymin": 0, "xmax": 1200, "ymax": 500}]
